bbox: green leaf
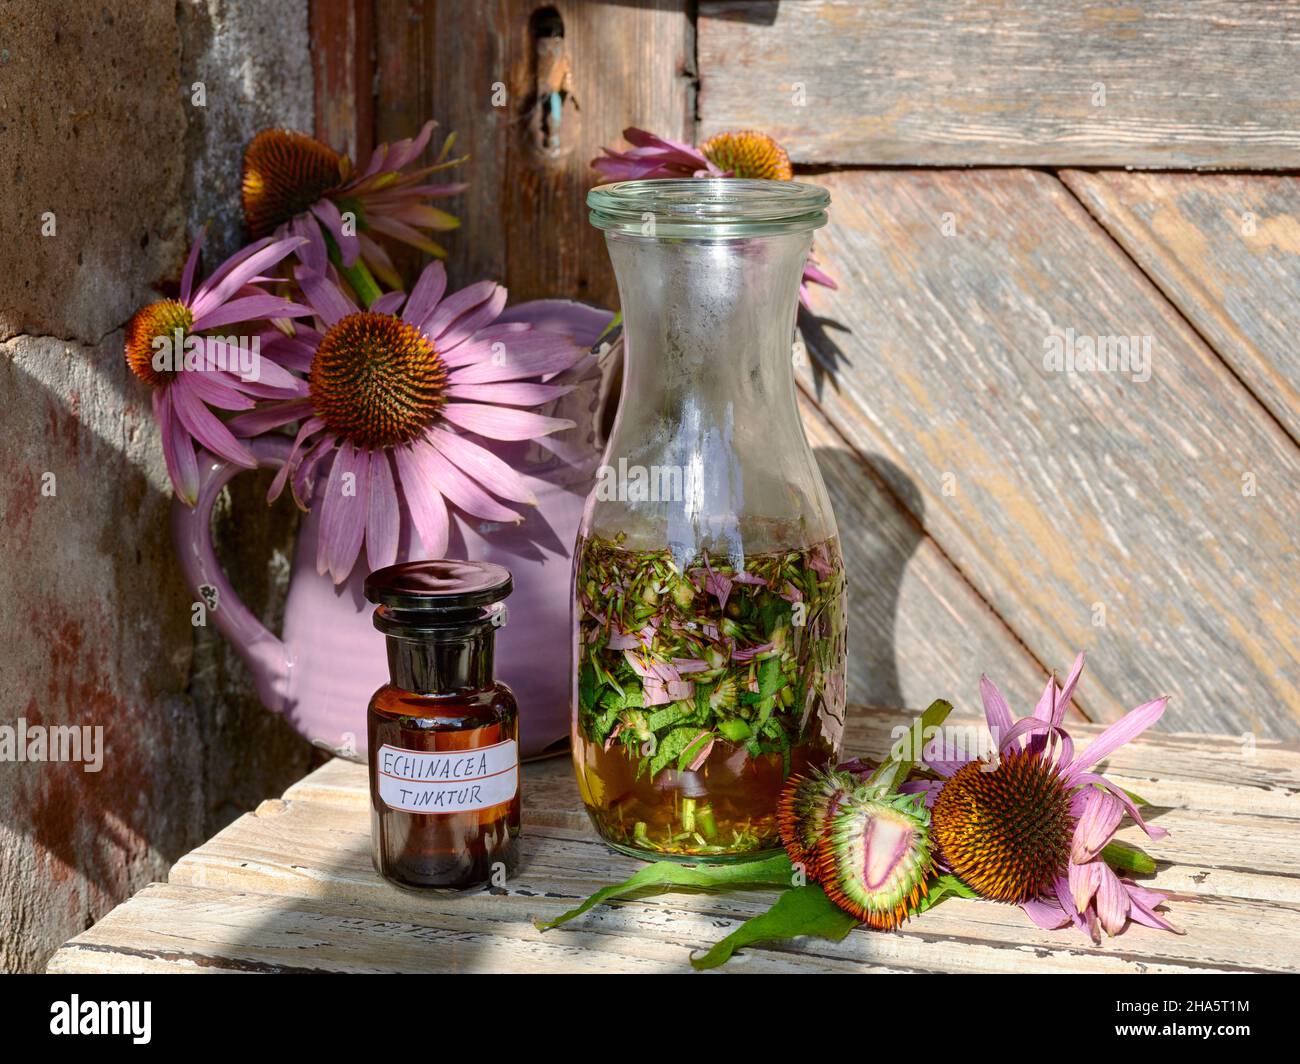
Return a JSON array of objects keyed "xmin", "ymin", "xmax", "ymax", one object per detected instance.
[
  {"xmin": 756, "ymin": 656, "xmax": 784, "ymax": 700},
  {"xmin": 649, "ymin": 725, "xmax": 700, "ymax": 778},
  {"xmin": 870, "ymin": 698, "xmax": 953, "ymax": 795},
  {"xmin": 534, "ymin": 854, "xmax": 796, "ymax": 932},
  {"xmin": 1101, "ymin": 840, "xmax": 1157, "ymax": 875},
  {"xmin": 690, "ymin": 885, "xmax": 856, "ymax": 970},
  {"xmin": 911, "ymin": 873, "xmax": 979, "ymax": 916},
  {"xmin": 645, "ymin": 701, "xmax": 694, "ymax": 733}
]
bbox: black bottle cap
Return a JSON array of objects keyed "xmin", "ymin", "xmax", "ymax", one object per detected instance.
[{"xmin": 364, "ymin": 559, "xmax": 513, "ymax": 611}]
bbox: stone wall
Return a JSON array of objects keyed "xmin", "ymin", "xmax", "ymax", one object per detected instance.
[{"xmin": 0, "ymin": 0, "xmax": 317, "ymax": 972}]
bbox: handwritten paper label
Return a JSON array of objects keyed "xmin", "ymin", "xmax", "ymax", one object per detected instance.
[{"xmin": 377, "ymin": 740, "xmax": 518, "ymax": 814}]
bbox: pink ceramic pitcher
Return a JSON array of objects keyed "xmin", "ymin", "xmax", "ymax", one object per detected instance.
[{"xmin": 172, "ymin": 301, "xmax": 614, "ymax": 762}]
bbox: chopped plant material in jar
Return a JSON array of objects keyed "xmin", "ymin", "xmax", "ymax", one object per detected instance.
[{"xmin": 573, "ymin": 532, "xmax": 847, "ymax": 858}]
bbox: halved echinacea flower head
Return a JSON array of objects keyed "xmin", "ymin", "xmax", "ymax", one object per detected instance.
[
  {"xmin": 241, "ymin": 121, "xmax": 467, "ymax": 292},
  {"xmin": 230, "ymin": 259, "xmax": 584, "ymax": 584},
  {"xmin": 592, "ymin": 127, "xmax": 835, "ymax": 306},
  {"xmin": 922, "ymin": 652, "xmax": 1181, "ymax": 943},
  {"xmin": 778, "ymin": 768, "xmax": 932, "ymax": 931},
  {"xmin": 123, "ymin": 231, "xmax": 311, "ymax": 506}
]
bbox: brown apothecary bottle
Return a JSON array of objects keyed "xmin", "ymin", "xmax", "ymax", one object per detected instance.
[{"xmin": 364, "ymin": 560, "xmax": 520, "ymax": 889}]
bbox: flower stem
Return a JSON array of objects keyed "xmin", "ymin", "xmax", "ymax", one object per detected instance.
[
  {"xmin": 335, "ymin": 251, "xmax": 384, "ymax": 309},
  {"xmin": 323, "ymin": 232, "xmax": 384, "ymax": 309}
]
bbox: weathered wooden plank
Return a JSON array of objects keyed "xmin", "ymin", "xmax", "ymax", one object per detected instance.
[
  {"xmin": 373, "ymin": 0, "xmax": 693, "ymax": 307},
  {"xmin": 794, "ymin": 169, "xmax": 1300, "ymax": 739},
  {"xmin": 1063, "ymin": 171, "xmax": 1300, "ymax": 442},
  {"xmin": 50, "ymin": 878, "xmax": 1270, "ymax": 974},
  {"xmin": 803, "ymin": 396, "xmax": 1049, "ymax": 711},
  {"xmin": 698, "ymin": 0, "xmax": 1300, "ymax": 168},
  {"xmin": 49, "ymin": 883, "xmax": 881, "ymax": 974},
  {"xmin": 53, "ymin": 736, "xmax": 1300, "ymax": 974},
  {"xmin": 133, "ymin": 800, "xmax": 1300, "ymax": 972},
  {"xmin": 309, "ymin": 0, "xmax": 375, "ymax": 164}
]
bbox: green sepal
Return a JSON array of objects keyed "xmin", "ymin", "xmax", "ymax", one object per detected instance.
[{"xmin": 1100, "ymin": 839, "xmax": 1157, "ymax": 875}]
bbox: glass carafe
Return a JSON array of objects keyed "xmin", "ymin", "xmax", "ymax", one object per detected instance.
[{"xmin": 573, "ymin": 179, "xmax": 847, "ymax": 861}]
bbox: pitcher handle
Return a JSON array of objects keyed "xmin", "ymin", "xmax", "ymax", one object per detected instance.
[{"xmin": 171, "ymin": 434, "xmax": 294, "ymax": 713}]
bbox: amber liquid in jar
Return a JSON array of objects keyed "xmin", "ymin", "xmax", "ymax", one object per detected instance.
[
  {"xmin": 369, "ymin": 684, "xmax": 520, "ymax": 889},
  {"xmin": 365, "ymin": 560, "xmax": 521, "ymax": 890},
  {"xmin": 573, "ymin": 535, "xmax": 847, "ymax": 860}
]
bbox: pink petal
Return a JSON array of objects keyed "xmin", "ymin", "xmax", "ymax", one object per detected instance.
[
  {"xmin": 1070, "ymin": 772, "xmax": 1170, "ymax": 841},
  {"xmin": 371, "ymin": 291, "xmax": 406, "ymax": 314},
  {"xmin": 979, "ymin": 674, "xmax": 1014, "ymax": 743},
  {"xmin": 201, "ymin": 235, "xmax": 273, "ymax": 291},
  {"xmin": 1069, "ymin": 857, "xmax": 1102, "ymax": 914},
  {"xmin": 191, "ymin": 237, "xmax": 305, "ymax": 320},
  {"xmin": 169, "ymin": 376, "xmax": 255, "ymax": 467},
  {"xmin": 190, "ymin": 294, "xmax": 311, "ymax": 332},
  {"xmin": 1020, "ymin": 895, "xmax": 1071, "ymax": 931},
  {"xmin": 497, "ymin": 299, "xmax": 615, "ymax": 348},
  {"xmin": 1032, "ymin": 674, "xmax": 1058, "ymax": 722},
  {"xmin": 1053, "ymin": 651, "xmax": 1086, "ymax": 727},
  {"xmin": 427, "ymin": 426, "xmax": 536, "ymax": 504},
  {"xmin": 1052, "ymin": 874, "xmax": 1091, "ymax": 937},
  {"xmin": 402, "ymin": 260, "xmax": 448, "ymax": 326},
  {"xmin": 444, "ymin": 335, "xmax": 581, "ymax": 382},
  {"xmin": 366, "ymin": 451, "xmax": 400, "ymax": 572},
  {"xmin": 228, "ymin": 398, "xmax": 314, "ymax": 437},
  {"xmin": 445, "ymin": 381, "xmax": 573, "ymax": 406},
  {"xmin": 1066, "ymin": 697, "xmax": 1169, "ymax": 777},
  {"xmin": 155, "ymin": 389, "xmax": 199, "ymax": 506},
  {"xmin": 422, "ymin": 280, "xmax": 501, "ymax": 339},
  {"xmin": 393, "ymin": 443, "xmax": 449, "ymax": 556},
  {"xmin": 292, "ymin": 215, "xmax": 329, "ymax": 275},
  {"xmin": 1122, "ymin": 881, "xmax": 1183, "ymax": 934},
  {"xmin": 1072, "ymin": 788, "xmax": 1124, "ymax": 863},
  {"xmin": 267, "ymin": 417, "xmax": 325, "ymax": 503},
  {"xmin": 416, "ymin": 441, "xmax": 523, "ymax": 523},
  {"xmin": 433, "ymin": 285, "xmax": 508, "ymax": 350},
  {"xmin": 183, "ymin": 370, "xmax": 255, "ymax": 410},
  {"xmin": 997, "ymin": 716, "xmax": 1051, "ymax": 752},
  {"xmin": 317, "ymin": 440, "xmax": 369, "ymax": 583},
  {"xmin": 296, "ymin": 266, "xmax": 357, "ymax": 327},
  {"xmin": 440, "ymin": 402, "xmax": 573, "ymax": 441},
  {"xmin": 383, "ymin": 119, "xmax": 437, "ymax": 172},
  {"xmin": 180, "ymin": 229, "xmax": 206, "ymax": 305},
  {"xmin": 290, "ymin": 432, "xmax": 335, "ymax": 509},
  {"xmin": 259, "ymin": 333, "xmax": 317, "ymax": 373},
  {"xmin": 1095, "ymin": 862, "xmax": 1130, "ymax": 936}
]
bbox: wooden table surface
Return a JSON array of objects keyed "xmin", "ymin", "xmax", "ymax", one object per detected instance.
[{"xmin": 48, "ymin": 711, "xmax": 1300, "ymax": 974}]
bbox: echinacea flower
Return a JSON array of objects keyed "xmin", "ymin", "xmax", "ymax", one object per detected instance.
[
  {"xmin": 590, "ymin": 127, "xmax": 721, "ymax": 180},
  {"xmin": 921, "ymin": 653, "xmax": 1180, "ymax": 942},
  {"xmin": 124, "ymin": 231, "xmax": 310, "ymax": 506},
  {"xmin": 593, "ymin": 127, "xmax": 836, "ymax": 305},
  {"xmin": 241, "ymin": 122, "xmax": 467, "ymax": 297},
  {"xmin": 231, "ymin": 259, "xmax": 585, "ymax": 584}
]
